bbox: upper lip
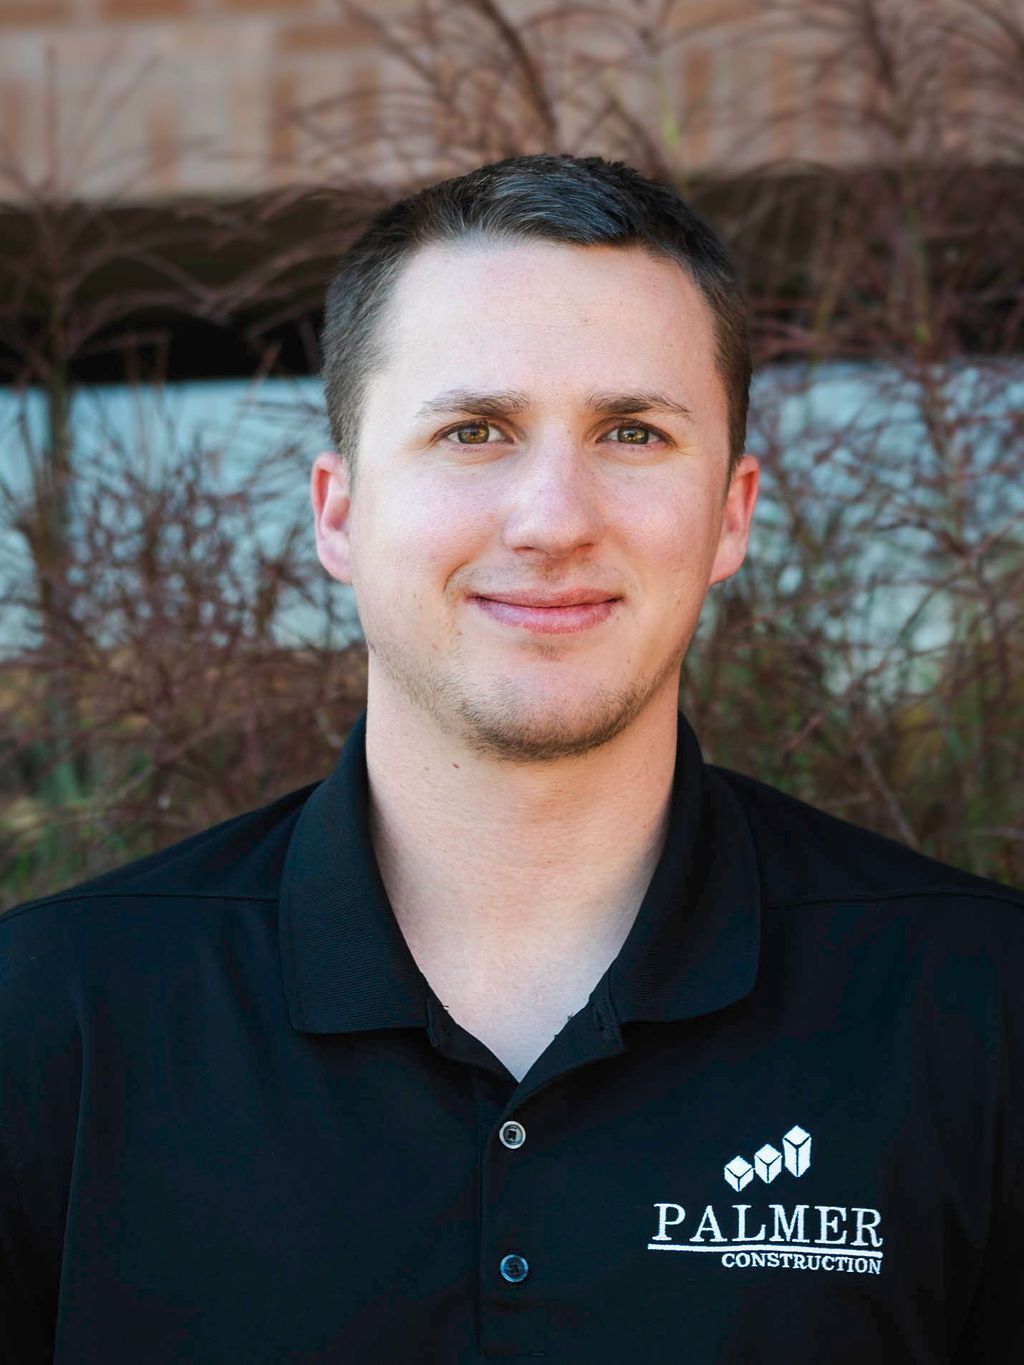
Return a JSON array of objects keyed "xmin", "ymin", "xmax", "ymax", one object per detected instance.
[{"xmin": 474, "ymin": 588, "xmax": 619, "ymax": 607}]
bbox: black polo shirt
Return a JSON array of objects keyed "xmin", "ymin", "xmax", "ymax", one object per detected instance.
[{"xmin": 2, "ymin": 709, "xmax": 1023, "ymax": 1364}]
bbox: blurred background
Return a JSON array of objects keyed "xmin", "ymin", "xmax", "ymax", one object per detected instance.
[{"xmin": 1, "ymin": 0, "xmax": 1021, "ymax": 908}]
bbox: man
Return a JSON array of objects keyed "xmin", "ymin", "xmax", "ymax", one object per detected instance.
[{"xmin": 1, "ymin": 153, "xmax": 1021, "ymax": 1364}]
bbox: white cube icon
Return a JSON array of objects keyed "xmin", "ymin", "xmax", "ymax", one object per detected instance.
[
  {"xmin": 783, "ymin": 1126, "xmax": 811, "ymax": 1177},
  {"xmin": 724, "ymin": 1156, "xmax": 753, "ymax": 1192},
  {"xmin": 754, "ymin": 1143, "xmax": 782, "ymax": 1183}
]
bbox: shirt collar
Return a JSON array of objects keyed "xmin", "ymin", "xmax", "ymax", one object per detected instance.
[{"xmin": 278, "ymin": 709, "xmax": 761, "ymax": 1035}]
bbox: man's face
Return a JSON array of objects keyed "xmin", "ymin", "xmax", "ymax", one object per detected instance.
[{"xmin": 313, "ymin": 239, "xmax": 759, "ymax": 761}]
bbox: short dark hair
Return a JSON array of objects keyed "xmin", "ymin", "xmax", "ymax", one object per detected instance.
[{"xmin": 320, "ymin": 153, "xmax": 751, "ymax": 492}]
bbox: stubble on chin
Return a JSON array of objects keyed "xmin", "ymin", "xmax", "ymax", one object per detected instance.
[{"xmin": 365, "ymin": 628, "xmax": 684, "ymax": 764}]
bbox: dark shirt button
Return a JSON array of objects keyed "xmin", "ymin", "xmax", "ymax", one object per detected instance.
[
  {"xmin": 499, "ymin": 1253, "xmax": 529, "ymax": 1283},
  {"xmin": 499, "ymin": 1120, "xmax": 526, "ymax": 1149}
]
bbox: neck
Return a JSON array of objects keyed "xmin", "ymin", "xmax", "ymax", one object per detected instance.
[{"xmin": 363, "ymin": 682, "xmax": 680, "ymax": 982}]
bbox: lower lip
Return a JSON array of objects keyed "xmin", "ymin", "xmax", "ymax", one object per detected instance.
[{"xmin": 471, "ymin": 597, "xmax": 618, "ymax": 634}]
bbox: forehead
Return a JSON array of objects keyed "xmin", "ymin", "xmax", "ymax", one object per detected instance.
[{"xmin": 375, "ymin": 238, "xmax": 722, "ymax": 407}]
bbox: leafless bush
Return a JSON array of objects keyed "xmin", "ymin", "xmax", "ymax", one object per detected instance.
[
  {"xmin": 0, "ymin": 55, "xmax": 367, "ymax": 907},
  {"xmin": 681, "ymin": 0, "xmax": 1024, "ymax": 881},
  {"xmin": 0, "ymin": 377, "xmax": 367, "ymax": 906}
]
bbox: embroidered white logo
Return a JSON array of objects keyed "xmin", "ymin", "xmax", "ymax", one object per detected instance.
[
  {"xmin": 647, "ymin": 1125, "xmax": 885, "ymax": 1276},
  {"xmin": 724, "ymin": 1124, "xmax": 811, "ymax": 1191}
]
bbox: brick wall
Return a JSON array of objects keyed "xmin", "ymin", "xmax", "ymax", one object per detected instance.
[{"xmin": 0, "ymin": 0, "xmax": 1009, "ymax": 204}]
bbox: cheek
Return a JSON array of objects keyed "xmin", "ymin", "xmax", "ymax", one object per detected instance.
[
  {"xmin": 622, "ymin": 495, "xmax": 716, "ymax": 590},
  {"xmin": 352, "ymin": 474, "xmax": 493, "ymax": 598}
]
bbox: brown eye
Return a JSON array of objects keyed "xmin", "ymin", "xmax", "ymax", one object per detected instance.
[
  {"xmin": 450, "ymin": 421, "xmax": 492, "ymax": 444},
  {"xmin": 616, "ymin": 424, "xmax": 651, "ymax": 443}
]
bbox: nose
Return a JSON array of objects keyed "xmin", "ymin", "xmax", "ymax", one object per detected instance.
[{"xmin": 499, "ymin": 439, "xmax": 604, "ymax": 559}]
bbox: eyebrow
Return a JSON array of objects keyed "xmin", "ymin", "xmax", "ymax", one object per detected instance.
[{"xmin": 413, "ymin": 387, "xmax": 696, "ymax": 425}]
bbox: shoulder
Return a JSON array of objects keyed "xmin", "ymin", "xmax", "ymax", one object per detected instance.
[
  {"xmin": 708, "ymin": 766, "xmax": 1024, "ymax": 1085},
  {"xmin": 0, "ymin": 779, "xmax": 322, "ymax": 1148},
  {"xmin": 0, "ymin": 780, "xmax": 324, "ymax": 1212},
  {"xmin": 0, "ymin": 777, "xmax": 321, "ymax": 973},
  {"xmin": 709, "ymin": 762, "xmax": 1024, "ymax": 919}
]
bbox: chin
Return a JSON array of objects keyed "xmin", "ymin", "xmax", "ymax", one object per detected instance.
[{"xmin": 452, "ymin": 678, "xmax": 651, "ymax": 763}]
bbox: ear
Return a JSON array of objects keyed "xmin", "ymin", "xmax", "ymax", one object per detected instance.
[
  {"xmin": 311, "ymin": 451, "xmax": 354, "ymax": 584},
  {"xmin": 708, "ymin": 453, "xmax": 759, "ymax": 587}
]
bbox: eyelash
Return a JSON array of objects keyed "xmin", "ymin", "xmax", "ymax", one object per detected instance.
[{"xmin": 437, "ymin": 419, "xmax": 671, "ymax": 448}]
